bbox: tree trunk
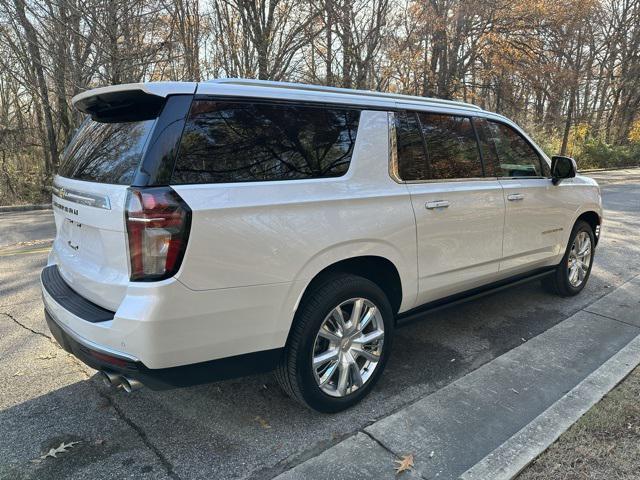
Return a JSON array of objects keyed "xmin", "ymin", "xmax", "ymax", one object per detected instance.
[{"xmin": 14, "ymin": 0, "xmax": 58, "ymax": 174}]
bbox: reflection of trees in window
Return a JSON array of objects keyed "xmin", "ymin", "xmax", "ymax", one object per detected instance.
[
  {"xmin": 485, "ymin": 121, "xmax": 541, "ymax": 177},
  {"xmin": 418, "ymin": 113, "xmax": 483, "ymax": 180},
  {"xmin": 173, "ymin": 101, "xmax": 360, "ymax": 184},
  {"xmin": 396, "ymin": 112, "xmax": 484, "ymax": 181},
  {"xmin": 397, "ymin": 112, "xmax": 429, "ymax": 181},
  {"xmin": 60, "ymin": 120, "xmax": 153, "ymax": 184}
]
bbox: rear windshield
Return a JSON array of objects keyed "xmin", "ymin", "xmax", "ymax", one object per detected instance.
[{"xmin": 58, "ymin": 118, "xmax": 155, "ymax": 184}]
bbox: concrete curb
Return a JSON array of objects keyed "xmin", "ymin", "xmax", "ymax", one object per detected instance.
[
  {"xmin": 0, "ymin": 204, "xmax": 51, "ymax": 213},
  {"xmin": 459, "ymin": 333, "xmax": 640, "ymax": 480}
]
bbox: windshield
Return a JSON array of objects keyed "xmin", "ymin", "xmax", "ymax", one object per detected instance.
[{"xmin": 58, "ymin": 118, "xmax": 156, "ymax": 185}]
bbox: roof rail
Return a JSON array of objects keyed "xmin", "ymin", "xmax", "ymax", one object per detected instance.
[{"xmin": 206, "ymin": 78, "xmax": 482, "ymax": 111}]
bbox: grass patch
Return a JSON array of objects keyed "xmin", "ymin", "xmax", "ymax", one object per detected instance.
[{"xmin": 518, "ymin": 366, "xmax": 640, "ymax": 479}]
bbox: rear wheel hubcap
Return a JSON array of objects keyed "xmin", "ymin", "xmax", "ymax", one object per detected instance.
[{"xmin": 312, "ymin": 298, "xmax": 385, "ymax": 398}]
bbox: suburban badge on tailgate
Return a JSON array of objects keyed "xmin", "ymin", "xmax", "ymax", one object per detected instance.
[{"xmin": 53, "ymin": 200, "xmax": 78, "ymax": 216}]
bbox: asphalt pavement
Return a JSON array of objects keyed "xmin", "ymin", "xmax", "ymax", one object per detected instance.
[{"xmin": 1, "ymin": 169, "xmax": 639, "ymax": 480}]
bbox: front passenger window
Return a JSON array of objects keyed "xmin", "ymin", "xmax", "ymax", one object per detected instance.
[{"xmin": 484, "ymin": 121, "xmax": 542, "ymax": 177}]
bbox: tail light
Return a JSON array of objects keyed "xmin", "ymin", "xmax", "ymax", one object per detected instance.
[{"xmin": 125, "ymin": 187, "xmax": 191, "ymax": 281}]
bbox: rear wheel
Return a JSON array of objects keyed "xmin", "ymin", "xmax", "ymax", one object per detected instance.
[
  {"xmin": 543, "ymin": 220, "xmax": 595, "ymax": 296},
  {"xmin": 276, "ymin": 274, "xmax": 394, "ymax": 413}
]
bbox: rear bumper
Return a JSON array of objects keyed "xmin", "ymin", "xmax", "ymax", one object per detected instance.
[
  {"xmin": 41, "ymin": 264, "xmax": 284, "ymax": 388},
  {"xmin": 44, "ymin": 308, "xmax": 282, "ymax": 389}
]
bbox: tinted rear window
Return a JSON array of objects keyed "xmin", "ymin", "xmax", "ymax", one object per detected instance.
[
  {"xmin": 58, "ymin": 119, "xmax": 155, "ymax": 184},
  {"xmin": 395, "ymin": 111, "xmax": 484, "ymax": 181},
  {"xmin": 172, "ymin": 100, "xmax": 360, "ymax": 184},
  {"xmin": 396, "ymin": 112, "xmax": 428, "ymax": 181},
  {"xmin": 417, "ymin": 113, "xmax": 483, "ymax": 180}
]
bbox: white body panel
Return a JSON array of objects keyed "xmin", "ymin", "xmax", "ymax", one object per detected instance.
[
  {"xmin": 43, "ymin": 80, "xmax": 604, "ymax": 371},
  {"xmin": 407, "ymin": 179, "xmax": 505, "ymax": 304},
  {"xmin": 499, "ymin": 177, "xmax": 581, "ymax": 273}
]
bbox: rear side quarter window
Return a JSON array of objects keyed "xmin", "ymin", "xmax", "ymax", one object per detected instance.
[{"xmin": 172, "ymin": 100, "xmax": 361, "ymax": 184}]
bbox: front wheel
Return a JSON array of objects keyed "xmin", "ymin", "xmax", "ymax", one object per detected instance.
[
  {"xmin": 275, "ymin": 274, "xmax": 394, "ymax": 413},
  {"xmin": 543, "ymin": 220, "xmax": 595, "ymax": 296}
]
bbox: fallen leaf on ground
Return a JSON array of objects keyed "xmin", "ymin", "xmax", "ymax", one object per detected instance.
[
  {"xmin": 394, "ymin": 454, "xmax": 414, "ymax": 474},
  {"xmin": 40, "ymin": 441, "xmax": 81, "ymax": 459},
  {"xmin": 255, "ymin": 416, "xmax": 271, "ymax": 429},
  {"xmin": 37, "ymin": 354, "xmax": 56, "ymax": 360}
]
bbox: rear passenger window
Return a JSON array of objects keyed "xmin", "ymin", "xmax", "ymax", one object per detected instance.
[
  {"xmin": 396, "ymin": 112, "xmax": 429, "ymax": 181},
  {"xmin": 172, "ymin": 100, "xmax": 360, "ymax": 184},
  {"xmin": 483, "ymin": 121, "xmax": 542, "ymax": 177},
  {"xmin": 472, "ymin": 117, "xmax": 499, "ymax": 177},
  {"xmin": 395, "ymin": 112, "xmax": 485, "ymax": 181},
  {"xmin": 417, "ymin": 113, "xmax": 484, "ymax": 180}
]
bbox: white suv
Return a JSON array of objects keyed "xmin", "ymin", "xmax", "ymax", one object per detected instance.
[{"xmin": 42, "ymin": 79, "xmax": 602, "ymax": 412}]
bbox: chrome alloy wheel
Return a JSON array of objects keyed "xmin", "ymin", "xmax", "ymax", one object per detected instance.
[
  {"xmin": 312, "ymin": 298, "xmax": 385, "ymax": 398},
  {"xmin": 568, "ymin": 231, "xmax": 592, "ymax": 287}
]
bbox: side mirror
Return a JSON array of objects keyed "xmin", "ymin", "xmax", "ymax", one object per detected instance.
[{"xmin": 551, "ymin": 156, "xmax": 577, "ymax": 185}]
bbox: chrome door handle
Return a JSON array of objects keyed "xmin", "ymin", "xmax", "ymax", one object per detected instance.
[
  {"xmin": 425, "ymin": 200, "xmax": 450, "ymax": 209},
  {"xmin": 507, "ymin": 193, "xmax": 524, "ymax": 201}
]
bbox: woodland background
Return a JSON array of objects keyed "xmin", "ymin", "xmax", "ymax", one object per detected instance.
[{"xmin": 1, "ymin": 0, "xmax": 639, "ymax": 204}]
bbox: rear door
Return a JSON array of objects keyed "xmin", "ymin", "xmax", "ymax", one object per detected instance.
[
  {"xmin": 476, "ymin": 118, "xmax": 575, "ymax": 273},
  {"xmin": 395, "ymin": 111, "xmax": 505, "ymax": 305},
  {"xmin": 51, "ymin": 119, "xmax": 157, "ymax": 310}
]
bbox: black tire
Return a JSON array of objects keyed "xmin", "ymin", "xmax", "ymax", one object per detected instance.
[
  {"xmin": 542, "ymin": 220, "xmax": 595, "ymax": 297},
  {"xmin": 275, "ymin": 273, "xmax": 394, "ymax": 413}
]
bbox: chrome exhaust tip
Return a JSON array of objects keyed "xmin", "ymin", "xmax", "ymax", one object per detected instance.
[
  {"xmin": 120, "ymin": 376, "xmax": 143, "ymax": 393},
  {"xmin": 99, "ymin": 370, "xmax": 123, "ymax": 388}
]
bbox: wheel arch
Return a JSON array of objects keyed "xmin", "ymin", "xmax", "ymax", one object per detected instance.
[
  {"xmin": 297, "ymin": 256, "xmax": 404, "ymax": 316},
  {"xmin": 575, "ymin": 210, "xmax": 602, "ymax": 245}
]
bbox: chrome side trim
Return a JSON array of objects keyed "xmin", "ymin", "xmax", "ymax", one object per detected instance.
[
  {"xmin": 52, "ymin": 181, "xmax": 111, "ymax": 210},
  {"xmin": 42, "ymin": 287, "xmax": 139, "ymax": 363},
  {"xmin": 404, "ymin": 176, "xmax": 500, "ymax": 184},
  {"xmin": 498, "ymin": 176, "xmax": 549, "ymax": 181}
]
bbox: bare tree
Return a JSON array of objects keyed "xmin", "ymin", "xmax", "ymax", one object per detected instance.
[{"xmin": 1, "ymin": 0, "xmax": 639, "ymax": 205}]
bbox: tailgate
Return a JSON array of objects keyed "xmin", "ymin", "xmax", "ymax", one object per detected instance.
[{"xmin": 50, "ymin": 176, "xmax": 130, "ymax": 311}]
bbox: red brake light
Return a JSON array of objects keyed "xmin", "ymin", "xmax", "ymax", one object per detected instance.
[{"xmin": 125, "ymin": 187, "xmax": 191, "ymax": 281}]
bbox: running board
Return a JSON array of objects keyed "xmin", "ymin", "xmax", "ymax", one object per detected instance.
[{"xmin": 396, "ymin": 267, "xmax": 555, "ymax": 327}]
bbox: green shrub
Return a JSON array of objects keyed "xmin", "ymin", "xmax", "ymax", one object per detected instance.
[{"xmin": 577, "ymin": 140, "xmax": 639, "ymax": 170}]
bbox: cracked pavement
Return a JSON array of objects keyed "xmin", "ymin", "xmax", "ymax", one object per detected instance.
[{"xmin": 1, "ymin": 169, "xmax": 639, "ymax": 479}]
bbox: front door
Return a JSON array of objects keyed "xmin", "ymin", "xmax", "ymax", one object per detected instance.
[
  {"xmin": 394, "ymin": 111, "xmax": 505, "ymax": 306},
  {"xmin": 476, "ymin": 118, "xmax": 576, "ymax": 273}
]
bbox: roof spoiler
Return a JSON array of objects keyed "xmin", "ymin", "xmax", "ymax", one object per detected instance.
[{"xmin": 72, "ymin": 82, "xmax": 197, "ymax": 123}]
